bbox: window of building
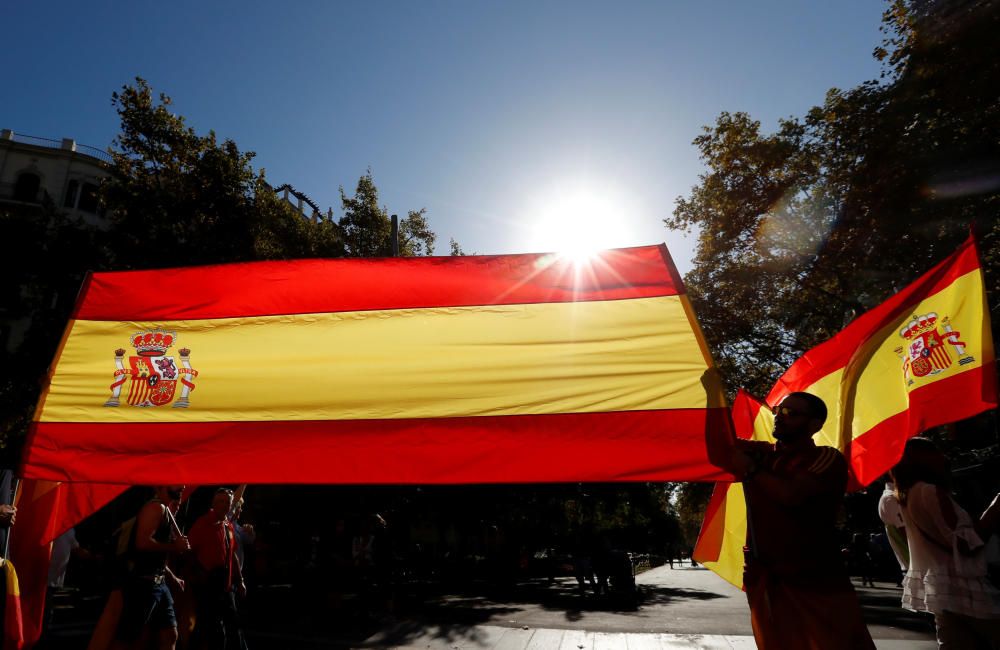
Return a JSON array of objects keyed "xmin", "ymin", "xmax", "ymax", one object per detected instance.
[
  {"xmin": 64, "ymin": 180, "xmax": 79, "ymax": 208},
  {"xmin": 78, "ymin": 182, "xmax": 99, "ymax": 213},
  {"xmin": 13, "ymin": 173, "xmax": 40, "ymax": 202}
]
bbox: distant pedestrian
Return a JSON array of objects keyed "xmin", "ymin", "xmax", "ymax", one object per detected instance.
[{"xmin": 852, "ymin": 533, "xmax": 876, "ymax": 587}]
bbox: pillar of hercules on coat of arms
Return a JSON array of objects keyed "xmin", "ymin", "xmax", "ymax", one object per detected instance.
[{"xmin": 104, "ymin": 329, "xmax": 198, "ymax": 408}]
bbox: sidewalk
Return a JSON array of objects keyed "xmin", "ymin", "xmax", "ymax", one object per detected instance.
[
  {"xmin": 353, "ymin": 564, "xmax": 937, "ymax": 649},
  {"xmin": 39, "ymin": 564, "xmax": 937, "ymax": 648},
  {"xmin": 361, "ymin": 624, "xmax": 937, "ymax": 649}
]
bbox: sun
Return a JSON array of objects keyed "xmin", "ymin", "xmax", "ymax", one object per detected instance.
[{"xmin": 525, "ymin": 185, "xmax": 636, "ymax": 261}]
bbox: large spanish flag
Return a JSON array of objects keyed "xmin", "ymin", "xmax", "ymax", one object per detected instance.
[
  {"xmin": 21, "ymin": 246, "xmax": 732, "ymax": 486},
  {"xmin": 695, "ymin": 233, "xmax": 996, "ymax": 588}
]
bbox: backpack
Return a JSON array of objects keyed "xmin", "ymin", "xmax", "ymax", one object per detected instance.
[{"xmin": 113, "ymin": 516, "xmax": 138, "ymax": 575}]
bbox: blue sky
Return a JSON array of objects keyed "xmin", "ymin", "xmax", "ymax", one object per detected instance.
[{"xmin": 4, "ymin": 1, "xmax": 885, "ymax": 272}]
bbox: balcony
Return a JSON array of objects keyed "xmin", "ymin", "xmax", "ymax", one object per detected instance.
[{"xmin": 0, "ymin": 130, "xmax": 112, "ymax": 165}]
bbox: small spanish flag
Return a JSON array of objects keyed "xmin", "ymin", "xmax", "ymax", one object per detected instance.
[
  {"xmin": 3, "ymin": 560, "xmax": 24, "ymax": 650},
  {"xmin": 695, "ymin": 233, "xmax": 997, "ymax": 588}
]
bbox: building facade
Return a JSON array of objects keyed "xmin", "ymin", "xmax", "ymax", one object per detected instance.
[{"xmin": 0, "ymin": 129, "xmax": 112, "ymax": 226}]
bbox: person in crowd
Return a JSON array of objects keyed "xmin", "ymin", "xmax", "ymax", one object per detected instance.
[
  {"xmin": 112, "ymin": 485, "xmax": 189, "ymax": 650},
  {"xmin": 730, "ymin": 392, "xmax": 875, "ymax": 649},
  {"xmin": 353, "ymin": 513, "xmax": 394, "ymax": 615},
  {"xmin": 328, "ymin": 517, "xmax": 353, "ymax": 610},
  {"xmin": 0, "ymin": 501, "xmax": 13, "ymax": 644},
  {"xmin": 45, "ymin": 527, "xmax": 92, "ymax": 630},
  {"xmin": 0, "ymin": 504, "xmax": 15, "ymax": 527},
  {"xmin": 890, "ymin": 436, "xmax": 1000, "ymax": 648},
  {"xmin": 568, "ymin": 523, "xmax": 597, "ymax": 596},
  {"xmin": 187, "ymin": 488, "xmax": 246, "ymax": 650},
  {"xmin": 877, "ymin": 480, "xmax": 908, "ymax": 586},
  {"xmin": 228, "ymin": 499, "xmax": 255, "ymax": 579},
  {"xmin": 852, "ymin": 532, "xmax": 877, "ymax": 587}
]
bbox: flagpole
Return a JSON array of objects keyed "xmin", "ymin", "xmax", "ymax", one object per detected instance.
[
  {"xmin": 228, "ymin": 484, "xmax": 248, "ymax": 519},
  {"xmin": 163, "ymin": 502, "xmax": 184, "ymax": 537},
  {"xmin": 2, "ymin": 478, "xmax": 21, "ymax": 563}
]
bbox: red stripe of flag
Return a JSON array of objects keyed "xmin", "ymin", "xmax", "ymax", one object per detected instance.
[
  {"xmin": 23, "ymin": 409, "xmax": 736, "ymax": 485},
  {"xmin": 74, "ymin": 246, "xmax": 684, "ymax": 321}
]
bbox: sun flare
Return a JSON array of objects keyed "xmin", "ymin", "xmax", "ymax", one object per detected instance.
[{"xmin": 526, "ymin": 185, "xmax": 635, "ymax": 261}]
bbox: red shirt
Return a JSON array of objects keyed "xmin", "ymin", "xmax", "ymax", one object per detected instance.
[
  {"xmin": 188, "ymin": 512, "xmax": 239, "ymax": 590},
  {"xmin": 743, "ymin": 439, "xmax": 848, "ymax": 578}
]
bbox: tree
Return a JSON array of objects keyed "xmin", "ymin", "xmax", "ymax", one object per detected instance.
[
  {"xmin": 669, "ymin": 0, "xmax": 1000, "ymax": 398},
  {"xmin": 0, "ymin": 204, "xmax": 101, "ymax": 465},
  {"xmin": 339, "ymin": 171, "xmax": 435, "ymax": 257},
  {"xmin": 671, "ymin": 482, "xmax": 714, "ymax": 550},
  {"xmin": 0, "ymin": 78, "xmax": 441, "ymax": 455},
  {"xmin": 666, "ymin": 0, "xmax": 1000, "ymax": 543},
  {"xmin": 104, "ymin": 78, "xmax": 344, "ymax": 269},
  {"xmin": 399, "ymin": 209, "xmax": 436, "ymax": 257}
]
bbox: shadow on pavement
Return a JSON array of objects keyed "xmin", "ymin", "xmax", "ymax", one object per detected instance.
[
  {"xmin": 855, "ymin": 583, "xmax": 936, "ymax": 636},
  {"xmin": 38, "ymin": 576, "xmax": 925, "ymax": 648}
]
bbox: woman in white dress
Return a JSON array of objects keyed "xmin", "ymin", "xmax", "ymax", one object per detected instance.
[{"xmin": 890, "ymin": 437, "xmax": 1000, "ymax": 649}]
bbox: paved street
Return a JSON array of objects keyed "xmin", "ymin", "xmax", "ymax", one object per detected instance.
[
  {"xmin": 350, "ymin": 565, "xmax": 936, "ymax": 649},
  {"xmin": 41, "ymin": 564, "xmax": 937, "ymax": 649}
]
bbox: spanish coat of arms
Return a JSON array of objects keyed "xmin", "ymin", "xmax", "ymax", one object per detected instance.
[
  {"xmin": 896, "ymin": 312, "xmax": 974, "ymax": 385},
  {"xmin": 104, "ymin": 330, "xmax": 198, "ymax": 408}
]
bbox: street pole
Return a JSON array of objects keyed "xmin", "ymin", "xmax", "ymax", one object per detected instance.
[{"xmin": 391, "ymin": 214, "xmax": 399, "ymax": 257}]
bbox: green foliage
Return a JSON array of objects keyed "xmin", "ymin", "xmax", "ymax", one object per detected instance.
[
  {"xmin": 670, "ymin": 483, "xmax": 714, "ymax": 549},
  {"xmin": 469, "ymin": 483, "xmax": 682, "ymax": 554},
  {"xmin": 0, "ymin": 78, "xmax": 439, "ymax": 456},
  {"xmin": 339, "ymin": 171, "xmax": 434, "ymax": 257},
  {"xmin": 399, "ymin": 209, "xmax": 436, "ymax": 257},
  {"xmin": 339, "ymin": 171, "xmax": 391, "ymax": 258},
  {"xmin": 0, "ymin": 206, "xmax": 100, "ymax": 465},
  {"xmin": 104, "ymin": 78, "xmax": 344, "ymax": 268},
  {"xmin": 670, "ymin": 0, "xmax": 1000, "ymax": 399}
]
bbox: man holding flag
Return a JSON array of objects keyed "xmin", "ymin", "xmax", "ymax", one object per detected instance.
[
  {"xmin": 697, "ymin": 231, "xmax": 997, "ymax": 645},
  {"xmin": 731, "ymin": 392, "xmax": 875, "ymax": 649}
]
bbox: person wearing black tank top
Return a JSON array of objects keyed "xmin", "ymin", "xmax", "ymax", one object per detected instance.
[{"xmin": 113, "ymin": 485, "xmax": 190, "ymax": 650}]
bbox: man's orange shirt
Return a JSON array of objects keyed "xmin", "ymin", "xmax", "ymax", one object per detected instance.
[
  {"xmin": 743, "ymin": 440, "xmax": 848, "ymax": 579},
  {"xmin": 188, "ymin": 512, "xmax": 238, "ymax": 590}
]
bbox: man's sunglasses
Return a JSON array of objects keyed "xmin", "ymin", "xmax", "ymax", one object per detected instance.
[{"xmin": 771, "ymin": 404, "xmax": 810, "ymax": 418}]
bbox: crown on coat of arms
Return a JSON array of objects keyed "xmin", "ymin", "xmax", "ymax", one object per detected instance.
[
  {"xmin": 130, "ymin": 330, "xmax": 177, "ymax": 357},
  {"xmin": 899, "ymin": 313, "xmax": 939, "ymax": 340}
]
